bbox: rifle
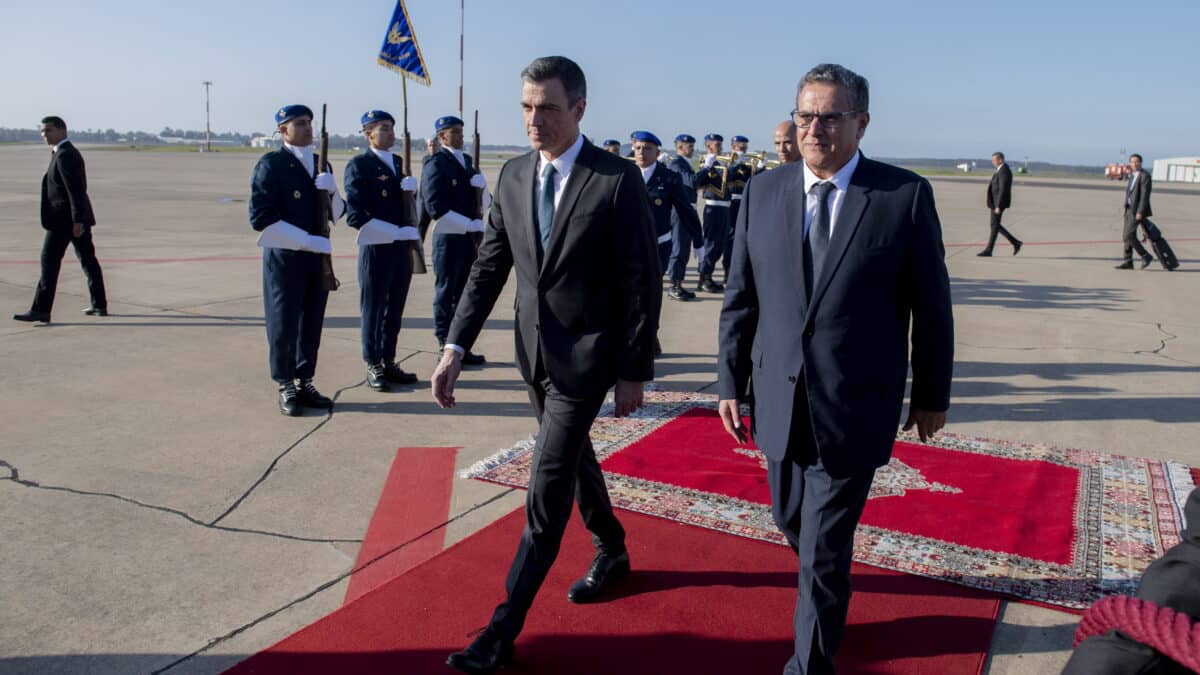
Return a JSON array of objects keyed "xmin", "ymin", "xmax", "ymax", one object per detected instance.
[
  {"xmin": 401, "ymin": 121, "xmax": 428, "ymax": 274},
  {"xmin": 471, "ymin": 109, "xmax": 484, "ymax": 247},
  {"xmin": 316, "ymin": 104, "xmax": 339, "ymax": 291}
]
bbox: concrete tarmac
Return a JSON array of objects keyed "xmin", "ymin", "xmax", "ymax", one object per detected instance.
[{"xmin": 1, "ymin": 144, "xmax": 1197, "ymax": 674}]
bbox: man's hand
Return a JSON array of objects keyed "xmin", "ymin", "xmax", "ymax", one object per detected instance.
[
  {"xmin": 72, "ymin": 223, "xmax": 85, "ymax": 238},
  {"xmin": 902, "ymin": 407, "xmax": 947, "ymax": 442},
  {"xmin": 431, "ymin": 348, "xmax": 463, "ymax": 408},
  {"xmin": 993, "ymin": 208, "xmax": 1001, "ymax": 215},
  {"xmin": 1135, "ymin": 212, "xmax": 1144, "ymax": 221},
  {"xmin": 718, "ymin": 398, "xmax": 749, "ymax": 444},
  {"xmin": 314, "ymin": 172, "xmax": 337, "ymax": 194},
  {"xmin": 613, "ymin": 379, "xmax": 644, "ymax": 417}
]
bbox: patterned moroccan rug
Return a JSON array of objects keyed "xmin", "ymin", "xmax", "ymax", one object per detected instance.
[{"xmin": 463, "ymin": 391, "xmax": 1196, "ymax": 610}]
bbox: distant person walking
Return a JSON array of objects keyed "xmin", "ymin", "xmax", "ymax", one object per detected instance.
[
  {"xmin": 1115, "ymin": 153, "xmax": 1178, "ymax": 270},
  {"xmin": 977, "ymin": 152, "xmax": 1022, "ymax": 257},
  {"xmin": 14, "ymin": 116, "xmax": 108, "ymax": 323}
]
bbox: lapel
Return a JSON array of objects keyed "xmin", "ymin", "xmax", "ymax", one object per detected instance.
[
  {"xmin": 782, "ymin": 164, "xmax": 809, "ymax": 315},
  {"xmin": 807, "ymin": 161, "xmax": 871, "ymax": 316},
  {"xmin": 541, "ymin": 140, "xmax": 594, "ymax": 275},
  {"xmin": 521, "ymin": 151, "xmax": 541, "ymax": 271}
]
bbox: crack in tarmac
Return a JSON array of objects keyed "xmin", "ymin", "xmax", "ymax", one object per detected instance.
[{"xmin": 958, "ymin": 322, "xmax": 1196, "ymax": 366}]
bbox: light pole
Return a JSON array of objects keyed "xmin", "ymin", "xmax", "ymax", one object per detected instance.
[{"xmin": 202, "ymin": 81, "xmax": 213, "ymax": 152}]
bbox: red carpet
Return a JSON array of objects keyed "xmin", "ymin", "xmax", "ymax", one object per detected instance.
[
  {"xmin": 344, "ymin": 447, "xmax": 458, "ymax": 605},
  {"xmin": 466, "ymin": 391, "xmax": 1198, "ymax": 610},
  {"xmin": 228, "ymin": 509, "xmax": 999, "ymax": 675}
]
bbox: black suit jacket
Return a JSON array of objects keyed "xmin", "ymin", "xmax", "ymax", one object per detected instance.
[
  {"xmin": 41, "ymin": 141, "xmax": 95, "ymax": 231},
  {"xmin": 718, "ymin": 155, "xmax": 954, "ymax": 476},
  {"xmin": 987, "ymin": 163, "xmax": 1012, "ymax": 210},
  {"xmin": 1127, "ymin": 170, "xmax": 1153, "ymax": 217},
  {"xmin": 446, "ymin": 139, "xmax": 661, "ymax": 398}
]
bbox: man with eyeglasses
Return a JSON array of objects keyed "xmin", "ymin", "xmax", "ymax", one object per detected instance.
[{"xmin": 718, "ymin": 63, "xmax": 954, "ymax": 675}]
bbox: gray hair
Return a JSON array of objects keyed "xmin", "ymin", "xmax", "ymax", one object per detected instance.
[
  {"xmin": 521, "ymin": 56, "xmax": 587, "ymax": 105},
  {"xmin": 797, "ymin": 64, "xmax": 869, "ymax": 113}
]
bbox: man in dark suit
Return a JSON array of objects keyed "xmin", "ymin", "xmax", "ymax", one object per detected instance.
[
  {"xmin": 977, "ymin": 151, "xmax": 1022, "ymax": 257},
  {"xmin": 1116, "ymin": 153, "xmax": 1156, "ymax": 269},
  {"xmin": 432, "ymin": 55, "xmax": 660, "ymax": 674},
  {"xmin": 665, "ymin": 133, "xmax": 700, "ymax": 301},
  {"xmin": 717, "ymin": 64, "xmax": 954, "ymax": 675},
  {"xmin": 343, "ymin": 110, "xmax": 420, "ymax": 392},
  {"xmin": 422, "ymin": 115, "xmax": 488, "ymax": 365},
  {"xmin": 15, "ymin": 116, "xmax": 108, "ymax": 323}
]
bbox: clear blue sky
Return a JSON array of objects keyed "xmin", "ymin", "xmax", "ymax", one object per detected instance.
[{"xmin": 2, "ymin": 0, "xmax": 1197, "ymax": 164}]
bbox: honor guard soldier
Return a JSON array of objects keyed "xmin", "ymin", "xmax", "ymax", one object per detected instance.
[
  {"xmin": 422, "ymin": 115, "xmax": 488, "ymax": 365},
  {"xmin": 693, "ymin": 132, "xmax": 730, "ymax": 293},
  {"xmin": 632, "ymin": 131, "xmax": 702, "ymax": 294},
  {"xmin": 665, "ymin": 133, "xmax": 699, "ymax": 300},
  {"xmin": 249, "ymin": 104, "xmax": 345, "ymax": 416},
  {"xmin": 344, "ymin": 110, "xmax": 421, "ymax": 392},
  {"xmin": 723, "ymin": 134, "xmax": 758, "ymax": 276},
  {"xmin": 602, "ymin": 138, "xmax": 622, "ymax": 155}
]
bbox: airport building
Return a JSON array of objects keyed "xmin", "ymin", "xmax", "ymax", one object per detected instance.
[{"xmin": 1152, "ymin": 156, "xmax": 1200, "ymax": 183}]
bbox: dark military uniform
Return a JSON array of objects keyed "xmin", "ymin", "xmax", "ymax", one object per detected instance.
[
  {"xmin": 644, "ymin": 162, "xmax": 702, "ymax": 273},
  {"xmin": 422, "ymin": 146, "xmax": 482, "ymax": 348},
  {"xmin": 344, "ymin": 141, "xmax": 416, "ymax": 383},
  {"xmin": 723, "ymin": 158, "xmax": 757, "ymax": 276},
  {"xmin": 694, "ymin": 160, "xmax": 731, "ymax": 291},
  {"xmin": 665, "ymin": 152, "xmax": 698, "ymax": 288}
]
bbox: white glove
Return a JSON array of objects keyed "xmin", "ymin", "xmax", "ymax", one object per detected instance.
[
  {"xmin": 482, "ymin": 190, "xmax": 493, "ymax": 212},
  {"xmin": 468, "ymin": 219, "xmax": 485, "ymax": 232},
  {"xmin": 314, "ymin": 172, "xmax": 337, "ymax": 193},
  {"xmin": 702, "ymin": 154, "xmax": 716, "ymax": 168},
  {"xmin": 694, "ymin": 247, "xmax": 704, "ymax": 257},
  {"xmin": 400, "ymin": 175, "xmax": 417, "ymax": 192},
  {"xmin": 470, "ymin": 173, "xmax": 487, "ymax": 189}
]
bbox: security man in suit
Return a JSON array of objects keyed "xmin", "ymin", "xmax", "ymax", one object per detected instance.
[
  {"xmin": 422, "ymin": 115, "xmax": 488, "ymax": 365},
  {"xmin": 694, "ymin": 132, "xmax": 731, "ymax": 293},
  {"xmin": 602, "ymin": 138, "xmax": 622, "ymax": 155},
  {"xmin": 665, "ymin": 133, "xmax": 700, "ymax": 301},
  {"xmin": 433, "ymin": 55, "xmax": 660, "ymax": 675},
  {"xmin": 249, "ymin": 104, "xmax": 345, "ymax": 416},
  {"xmin": 15, "ymin": 116, "xmax": 108, "ymax": 323},
  {"xmin": 344, "ymin": 110, "xmax": 421, "ymax": 392},
  {"xmin": 1116, "ymin": 153, "xmax": 1156, "ymax": 269},
  {"xmin": 977, "ymin": 151, "xmax": 1022, "ymax": 256},
  {"xmin": 724, "ymin": 134, "xmax": 758, "ymax": 276}
]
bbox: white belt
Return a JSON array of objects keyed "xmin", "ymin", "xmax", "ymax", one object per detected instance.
[
  {"xmin": 704, "ymin": 199, "xmax": 731, "ymax": 207},
  {"xmin": 731, "ymin": 194, "xmax": 744, "ymax": 200},
  {"xmin": 657, "ymin": 232, "xmax": 673, "ymax": 244}
]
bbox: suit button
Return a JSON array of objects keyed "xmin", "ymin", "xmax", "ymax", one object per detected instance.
[
  {"xmin": 805, "ymin": 329, "xmax": 814, "ymax": 337},
  {"xmin": 787, "ymin": 375, "xmax": 797, "ymax": 383}
]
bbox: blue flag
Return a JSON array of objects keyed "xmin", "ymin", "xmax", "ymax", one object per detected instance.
[{"xmin": 377, "ymin": 0, "xmax": 430, "ymax": 86}]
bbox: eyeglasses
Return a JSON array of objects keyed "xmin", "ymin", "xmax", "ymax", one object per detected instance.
[{"xmin": 790, "ymin": 109, "xmax": 859, "ymax": 129}]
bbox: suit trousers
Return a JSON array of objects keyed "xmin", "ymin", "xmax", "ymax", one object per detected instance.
[
  {"xmin": 431, "ymin": 233, "xmax": 477, "ymax": 344},
  {"xmin": 666, "ymin": 214, "xmax": 696, "ymax": 283},
  {"xmin": 1122, "ymin": 208, "xmax": 1152, "ymax": 262},
  {"xmin": 31, "ymin": 228, "xmax": 107, "ymax": 315},
  {"xmin": 262, "ymin": 248, "xmax": 328, "ymax": 384},
  {"xmin": 698, "ymin": 204, "xmax": 729, "ymax": 279},
  {"xmin": 768, "ymin": 380, "xmax": 877, "ymax": 675},
  {"xmin": 358, "ymin": 240, "xmax": 412, "ymax": 364},
  {"xmin": 489, "ymin": 375, "xmax": 626, "ymax": 641},
  {"xmin": 984, "ymin": 209, "xmax": 1019, "ymax": 251}
]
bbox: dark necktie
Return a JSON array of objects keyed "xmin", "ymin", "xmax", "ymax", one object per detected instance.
[
  {"xmin": 538, "ymin": 162, "xmax": 557, "ymax": 251},
  {"xmin": 804, "ymin": 181, "xmax": 835, "ymax": 298}
]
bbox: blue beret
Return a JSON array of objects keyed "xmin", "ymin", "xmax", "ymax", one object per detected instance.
[
  {"xmin": 602, "ymin": 138, "xmax": 620, "ymax": 147},
  {"xmin": 631, "ymin": 130, "xmax": 662, "ymax": 146},
  {"xmin": 674, "ymin": 134, "xmax": 695, "ymax": 144},
  {"xmin": 275, "ymin": 104, "xmax": 313, "ymax": 126},
  {"xmin": 435, "ymin": 115, "xmax": 464, "ymax": 132},
  {"xmin": 704, "ymin": 133, "xmax": 724, "ymax": 142},
  {"xmin": 361, "ymin": 110, "xmax": 395, "ymax": 128},
  {"xmin": 732, "ymin": 135, "xmax": 749, "ymax": 144}
]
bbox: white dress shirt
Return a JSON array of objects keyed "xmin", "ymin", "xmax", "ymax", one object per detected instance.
[
  {"xmin": 446, "ymin": 146, "xmax": 467, "ymax": 170},
  {"xmin": 371, "ymin": 147, "xmax": 397, "ymax": 173},
  {"xmin": 535, "ymin": 133, "xmax": 585, "ymax": 211},
  {"xmin": 640, "ymin": 162, "xmax": 657, "ymax": 183},
  {"xmin": 802, "ymin": 151, "xmax": 861, "ymax": 238},
  {"xmin": 52, "ymin": 138, "xmax": 70, "ymax": 153},
  {"xmin": 284, "ymin": 142, "xmax": 316, "ymax": 176}
]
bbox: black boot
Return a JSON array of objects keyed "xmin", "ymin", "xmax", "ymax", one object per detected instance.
[
  {"xmin": 383, "ymin": 361, "xmax": 418, "ymax": 385},
  {"xmin": 446, "ymin": 628, "xmax": 514, "ymax": 674},
  {"xmin": 666, "ymin": 281, "xmax": 694, "ymax": 301},
  {"xmin": 366, "ymin": 363, "xmax": 390, "ymax": 392},
  {"xmin": 698, "ymin": 276, "xmax": 724, "ymax": 293},
  {"xmin": 278, "ymin": 382, "xmax": 301, "ymax": 416},
  {"xmin": 296, "ymin": 379, "xmax": 334, "ymax": 409}
]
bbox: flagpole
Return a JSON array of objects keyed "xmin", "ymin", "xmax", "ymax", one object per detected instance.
[
  {"xmin": 402, "ymin": 75, "xmax": 410, "ymax": 175},
  {"xmin": 458, "ymin": 0, "xmax": 465, "ymax": 116}
]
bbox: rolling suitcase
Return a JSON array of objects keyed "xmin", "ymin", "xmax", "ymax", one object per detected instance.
[{"xmin": 1140, "ymin": 220, "xmax": 1180, "ymax": 271}]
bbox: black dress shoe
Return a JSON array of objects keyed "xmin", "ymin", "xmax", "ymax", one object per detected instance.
[
  {"xmin": 698, "ymin": 278, "xmax": 724, "ymax": 293},
  {"xmin": 1114, "ymin": 260, "xmax": 1134, "ymax": 270},
  {"xmin": 383, "ymin": 361, "xmax": 419, "ymax": 385},
  {"xmin": 976, "ymin": 250, "xmax": 993, "ymax": 257},
  {"xmin": 366, "ymin": 363, "xmax": 390, "ymax": 392},
  {"xmin": 567, "ymin": 551, "xmax": 630, "ymax": 603},
  {"xmin": 13, "ymin": 311, "xmax": 50, "ymax": 323},
  {"xmin": 278, "ymin": 383, "xmax": 301, "ymax": 417},
  {"xmin": 1012, "ymin": 241, "xmax": 1023, "ymax": 256},
  {"xmin": 296, "ymin": 380, "xmax": 334, "ymax": 409},
  {"xmin": 1141, "ymin": 255, "xmax": 1154, "ymax": 269},
  {"xmin": 446, "ymin": 629, "xmax": 513, "ymax": 674},
  {"xmin": 666, "ymin": 283, "xmax": 694, "ymax": 301},
  {"xmin": 461, "ymin": 351, "xmax": 486, "ymax": 366},
  {"xmin": 82, "ymin": 306, "xmax": 108, "ymax": 316}
]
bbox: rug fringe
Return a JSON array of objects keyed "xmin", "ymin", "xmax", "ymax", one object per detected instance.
[{"xmin": 460, "ymin": 435, "xmax": 536, "ymax": 479}]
